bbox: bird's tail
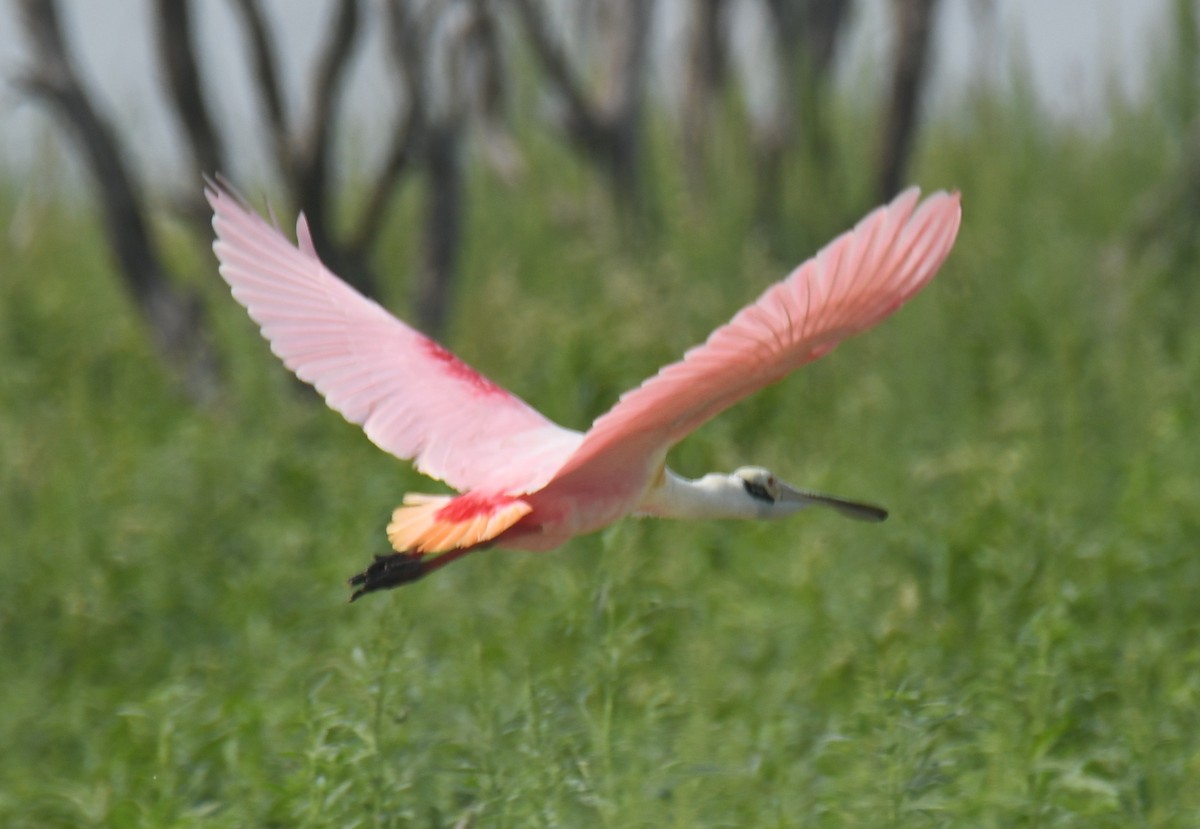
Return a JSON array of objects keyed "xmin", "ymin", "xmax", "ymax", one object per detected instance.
[{"xmin": 386, "ymin": 492, "xmax": 532, "ymax": 554}]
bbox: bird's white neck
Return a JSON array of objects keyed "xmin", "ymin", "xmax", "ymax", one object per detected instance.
[{"xmin": 636, "ymin": 469, "xmax": 770, "ymax": 521}]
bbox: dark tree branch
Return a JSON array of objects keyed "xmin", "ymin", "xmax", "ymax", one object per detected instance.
[
  {"xmin": 14, "ymin": 0, "xmax": 216, "ymax": 400},
  {"xmin": 350, "ymin": 0, "xmax": 427, "ymax": 254},
  {"xmin": 228, "ymin": 0, "xmax": 375, "ymax": 291},
  {"xmin": 154, "ymin": 0, "xmax": 224, "ymax": 175},
  {"xmin": 229, "ymin": 0, "xmax": 292, "ymax": 177},
  {"xmin": 876, "ymin": 0, "xmax": 940, "ymax": 200},
  {"xmin": 385, "ymin": 0, "xmax": 426, "ymax": 97},
  {"xmin": 606, "ymin": 0, "xmax": 653, "ymax": 207},
  {"xmin": 809, "ymin": 0, "xmax": 852, "ymax": 76},
  {"xmin": 513, "ymin": 0, "xmax": 654, "ymax": 214},
  {"xmin": 416, "ymin": 123, "xmax": 462, "ymax": 335},
  {"xmin": 349, "ymin": 109, "xmax": 422, "ymax": 256},
  {"xmin": 758, "ymin": 0, "xmax": 851, "ymax": 196},
  {"xmin": 471, "ymin": 0, "xmax": 505, "ymax": 127},
  {"xmin": 606, "ymin": 0, "xmax": 653, "ymax": 119},
  {"xmin": 467, "ymin": 0, "xmax": 522, "ymax": 183},
  {"xmin": 410, "ymin": 0, "xmax": 472, "ymax": 336},
  {"xmin": 15, "ymin": 1, "xmax": 155, "ymax": 299},
  {"xmin": 295, "ymin": 0, "xmax": 360, "ymax": 197},
  {"xmin": 682, "ymin": 0, "xmax": 726, "ymax": 191},
  {"xmin": 153, "ymin": 0, "xmax": 226, "ymax": 228},
  {"xmin": 366, "ymin": 0, "xmax": 510, "ymax": 336},
  {"xmin": 289, "ymin": 0, "xmax": 368, "ymax": 293},
  {"xmin": 512, "ymin": 0, "xmax": 611, "ymax": 154}
]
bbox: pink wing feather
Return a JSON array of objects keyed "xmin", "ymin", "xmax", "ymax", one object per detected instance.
[
  {"xmin": 550, "ymin": 188, "xmax": 961, "ymax": 488},
  {"xmin": 210, "ymin": 183, "xmax": 957, "ymax": 508},
  {"xmin": 208, "ymin": 184, "xmax": 582, "ymax": 494}
]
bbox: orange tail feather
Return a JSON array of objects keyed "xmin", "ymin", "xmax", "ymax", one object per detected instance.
[{"xmin": 387, "ymin": 492, "xmax": 532, "ymax": 554}]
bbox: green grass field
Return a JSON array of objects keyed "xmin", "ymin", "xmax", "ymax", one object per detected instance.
[{"xmin": 4, "ymin": 85, "xmax": 1200, "ymax": 826}]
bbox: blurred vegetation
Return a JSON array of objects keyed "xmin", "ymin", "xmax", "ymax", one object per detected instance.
[{"xmin": 4, "ymin": 42, "xmax": 1200, "ymax": 829}]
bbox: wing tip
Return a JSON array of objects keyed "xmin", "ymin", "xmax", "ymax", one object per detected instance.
[
  {"xmin": 204, "ymin": 173, "xmax": 252, "ymax": 219},
  {"xmin": 206, "ymin": 176, "xmax": 307, "ymax": 251},
  {"xmin": 902, "ymin": 186, "xmax": 963, "ymax": 232}
]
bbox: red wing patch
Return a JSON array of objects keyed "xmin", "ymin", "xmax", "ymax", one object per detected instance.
[
  {"xmin": 387, "ymin": 492, "xmax": 532, "ymax": 554},
  {"xmin": 419, "ymin": 337, "xmax": 510, "ymax": 398}
]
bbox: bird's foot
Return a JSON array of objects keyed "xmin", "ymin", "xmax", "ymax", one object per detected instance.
[{"xmin": 348, "ymin": 552, "xmax": 427, "ymax": 602}]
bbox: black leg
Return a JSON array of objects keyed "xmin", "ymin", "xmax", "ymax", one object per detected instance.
[
  {"xmin": 347, "ymin": 553, "xmax": 427, "ymax": 602},
  {"xmin": 347, "ymin": 546, "xmax": 478, "ymax": 602}
]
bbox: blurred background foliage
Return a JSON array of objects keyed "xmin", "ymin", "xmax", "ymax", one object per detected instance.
[{"xmin": 3, "ymin": 0, "xmax": 1200, "ymax": 826}]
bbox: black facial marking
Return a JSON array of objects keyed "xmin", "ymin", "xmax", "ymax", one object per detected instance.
[{"xmin": 742, "ymin": 479, "xmax": 775, "ymax": 503}]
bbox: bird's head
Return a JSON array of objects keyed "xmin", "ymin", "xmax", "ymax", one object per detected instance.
[
  {"xmin": 731, "ymin": 466, "xmax": 789, "ymax": 512},
  {"xmin": 727, "ymin": 465, "xmax": 888, "ymax": 522}
]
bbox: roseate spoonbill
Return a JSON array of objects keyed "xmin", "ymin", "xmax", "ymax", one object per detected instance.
[{"xmin": 208, "ymin": 183, "xmax": 961, "ymax": 601}]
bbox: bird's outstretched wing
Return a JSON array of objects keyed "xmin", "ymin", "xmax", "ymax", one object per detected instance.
[
  {"xmin": 208, "ymin": 184, "xmax": 582, "ymax": 494},
  {"xmin": 550, "ymin": 188, "xmax": 961, "ymax": 487}
]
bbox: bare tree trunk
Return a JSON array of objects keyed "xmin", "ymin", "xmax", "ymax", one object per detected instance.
[
  {"xmin": 727, "ymin": 0, "xmax": 791, "ymax": 234},
  {"xmin": 407, "ymin": 0, "xmax": 516, "ymax": 338},
  {"xmin": 15, "ymin": 0, "xmax": 217, "ymax": 401},
  {"xmin": 349, "ymin": 0, "xmax": 428, "ymax": 254},
  {"xmin": 776, "ymin": 0, "xmax": 851, "ymax": 168},
  {"xmin": 416, "ymin": 125, "xmax": 462, "ymax": 335},
  {"xmin": 153, "ymin": 0, "xmax": 224, "ymax": 177},
  {"xmin": 681, "ymin": 0, "xmax": 726, "ymax": 193},
  {"xmin": 513, "ymin": 0, "xmax": 655, "ymax": 218},
  {"xmin": 768, "ymin": 0, "xmax": 852, "ymax": 116},
  {"xmin": 293, "ymin": 0, "xmax": 362, "ymax": 281},
  {"xmin": 153, "ymin": 0, "xmax": 226, "ymax": 230},
  {"xmin": 229, "ymin": 0, "xmax": 292, "ymax": 176},
  {"xmin": 876, "ymin": 0, "xmax": 940, "ymax": 201},
  {"xmin": 797, "ymin": 0, "xmax": 851, "ymax": 73},
  {"xmin": 602, "ymin": 0, "xmax": 653, "ymax": 213}
]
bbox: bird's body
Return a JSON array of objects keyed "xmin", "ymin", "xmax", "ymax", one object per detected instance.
[{"xmin": 208, "ymin": 183, "xmax": 961, "ymax": 599}]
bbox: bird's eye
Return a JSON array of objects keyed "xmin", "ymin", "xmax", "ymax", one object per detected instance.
[{"xmin": 742, "ymin": 479, "xmax": 775, "ymax": 503}]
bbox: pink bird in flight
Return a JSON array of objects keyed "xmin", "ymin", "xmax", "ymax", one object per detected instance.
[{"xmin": 208, "ymin": 183, "xmax": 961, "ymax": 601}]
